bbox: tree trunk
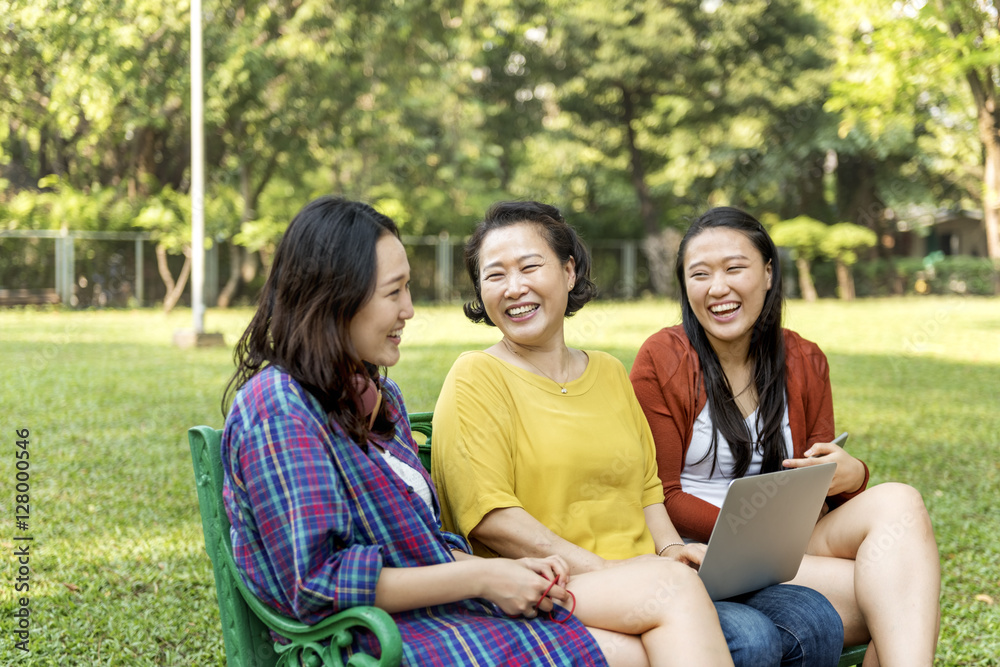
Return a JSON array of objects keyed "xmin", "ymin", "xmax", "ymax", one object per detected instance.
[
  {"xmin": 216, "ymin": 160, "xmax": 274, "ymax": 306},
  {"xmin": 836, "ymin": 154, "xmax": 893, "ymax": 261},
  {"xmin": 155, "ymin": 243, "xmax": 192, "ymax": 313},
  {"xmin": 796, "ymin": 257, "xmax": 818, "ymax": 302},
  {"xmin": 937, "ymin": 0, "xmax": 1000, "ymax": 289},
  {"xmin": 967, "ymin": 70, "xmax": 1000, "ymax": 288},
  {"xmin": 978, "ymin": 109, "xmax": 1000, "ymax": 262},
  {"xmin": 979, "ymin": 110, "xmax": 1000, "ymax": 293},
  {"xmin": 136, "ymin": 127, "xmax": 157, "ymax": 197},
  {"xmin": 155, "ymin": 243, "xmax": 176, "ymax": 295},
  {"xmin": 240, "ymin": 249, "xmax": 259, "ymax": 285},
  {"xmin": 835, "ymin": 261, "xmax": 855, "ymax": 301},
  {"xmin": 258, "ymin": 246, "xmax": 273, "ymax": 275},
  {"xmin": 621, "ymin": 85, "xmax": 673, "ymax": 294},
  {"xmin": 641, "ymin": 228, "xmax": 681, "ymax": 299},
  {"xmin": 216, "ymin": 243, "xmax": 243, "ymax": 308},
  {"xmin": 784, "ymin": 151, "xmax": 834, "ymax": 223}
]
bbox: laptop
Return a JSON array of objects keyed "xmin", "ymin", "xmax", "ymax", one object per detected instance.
[{"xmin": 697, "ymin": 462, "xmax": 836, "ymax": 601}]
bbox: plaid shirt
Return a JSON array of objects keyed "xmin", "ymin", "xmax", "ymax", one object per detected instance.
[{"xmin": 223, "ymin": 366, "xmax": 606, "ymax": 666}]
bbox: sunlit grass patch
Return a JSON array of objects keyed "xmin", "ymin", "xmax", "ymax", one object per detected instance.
[{"xmin": 1, "ymin": 297, "xmax": 997, "ymax": 664}]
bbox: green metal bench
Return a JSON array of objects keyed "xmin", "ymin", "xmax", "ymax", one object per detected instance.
[
  {"xmin": 188, "ymin": 425, "xmax": 402, "ymax": 667},
  {"xmin": 189, "ymin": 412, "xmax": 867, "ymax": 667}
]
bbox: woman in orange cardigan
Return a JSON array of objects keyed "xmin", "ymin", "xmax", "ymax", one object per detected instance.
[{"xmin": 631, "ymin": 207, "xmax": 940, "ymax": 666}]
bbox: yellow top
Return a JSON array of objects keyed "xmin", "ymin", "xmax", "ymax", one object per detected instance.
[{"xmin": 432, "ymin": 349, "xmax": 663, "ymax": 559}]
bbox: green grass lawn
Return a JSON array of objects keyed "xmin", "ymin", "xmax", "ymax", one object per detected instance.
[{"xmin": 1, "ymin": 296, "xmax": 998, "ymax": 665}]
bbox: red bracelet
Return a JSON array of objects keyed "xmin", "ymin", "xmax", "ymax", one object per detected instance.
[
  {"xmin": 535, "ymin": 578, "xmax": 558, "ymax": 608},
  {"xmin": 507, "ymin": 574, "xmax": 578, "ymax": 624},
  {"xmin": 546, "ymin": 589, "xmax": 577, "ymax": 624},
  {"xmin": 536, "ymin": 575, "xmax": 577, "ymax": 624}
]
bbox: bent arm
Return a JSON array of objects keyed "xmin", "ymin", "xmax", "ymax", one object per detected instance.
[
  {"xmin": 472, "ymin": 507, "xmax": 608, "ymax": 575},
  {"xmin": 795, "ymin": 340, "xmax": 870, "ymax": 505},
  {"xmin": 631, "ymin": 339, "xmax": 723, "ymax": 542}
]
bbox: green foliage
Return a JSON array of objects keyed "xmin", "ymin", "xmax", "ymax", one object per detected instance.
[
  {"xmin": 542, "ymin": 0, "xmax": 832, "ymax": 233},
  {"xmin": 794, "ymin": 256, "xmax": 998, "ymax": 297},
  {"xmin": 0, "ymin": 179, "xmax": 140, "ymax": 231},
  {"xmin": 1, "ymin": 0, "xmax": 997, "ymax": 283},
  {"xmin": 134, "ymin": 187, "xmax": 191, "ymax": 253},
  {"xmin": 770, "ymin": 215, "xmax": 829, "ymax": 260},
  {"xmin": 819, "ymin": 222, "xmax": 877, "ymax": 265}
]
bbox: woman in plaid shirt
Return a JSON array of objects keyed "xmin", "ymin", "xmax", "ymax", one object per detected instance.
[{"xmin": 221, "ymin": 196, "xmax": 733, "ymax": 666}]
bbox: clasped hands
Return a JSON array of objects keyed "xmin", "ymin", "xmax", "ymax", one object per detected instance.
[{"xmin": 484, "ymin": 555, "xmax": 576, "ymax": 621}]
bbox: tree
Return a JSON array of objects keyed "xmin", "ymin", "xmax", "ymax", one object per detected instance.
[
  {"xmin": 543, "ymin": 0, "xmax": 830, "ymax": 294},
  {"xmin": 769, "ymin": 215, "xmax": 828, "ymax": 301},
  {"xmin": 931, "ymin": 0, "xmax": 1000, "ymax": 266},
  {"xmin": 820, "ymin": 1, "xmax": 943, "ymax": 255},
  {"xmin": 819, "ymin": 222, "xmax": 877, "ymax": 300},
  {"xmin": 821, "ymin": 0, "xmax": 985, "ymax": 262}
]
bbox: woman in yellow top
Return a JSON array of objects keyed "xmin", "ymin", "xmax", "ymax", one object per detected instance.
[{"xmin": 433, "ymin": 200, "xmax": 845, "ymax": 667}]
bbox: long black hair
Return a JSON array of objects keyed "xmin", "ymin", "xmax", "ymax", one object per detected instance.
[
  {"xmin": 676, "ymin": 206, "xmax": 787, "ymax": 478},
  {"xmin": 463, "ymin": 200, "xmax": 597, "ymax": 325},
  {"xmin": 223, "ymin": 195, "xmax": 399, "ymax": 444}
]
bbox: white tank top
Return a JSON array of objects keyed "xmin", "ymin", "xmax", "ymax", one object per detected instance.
[
  {"xmin": 680, "ymin": 400, "xmax": 794, "ymax": 508},
  {"xmin": 374, "ymin": 445, "xmax": 434, "ymax": 512}
]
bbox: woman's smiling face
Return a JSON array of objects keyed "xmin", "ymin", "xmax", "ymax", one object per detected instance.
[
  {"xmin": 682, "ymin": 227, "xmax": 772, "ymax": 354},
  {"xmin": 348, "ymin": 234, "xmax": 414, "ymax": 367},
  {"xmin": 477, "ymin": 222, "xmax": 575, "ymax": 348}
]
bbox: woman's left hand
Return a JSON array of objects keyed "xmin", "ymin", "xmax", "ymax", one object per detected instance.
[
  {"xmin": 782, "ymin": 440, "xmax": 866, "ymax": 496},
  {"xmin": 521, "ymin": 554, "xmax": 571, "ymax": 589}
]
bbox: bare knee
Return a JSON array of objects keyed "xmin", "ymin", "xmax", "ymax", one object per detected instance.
[
  {"xmin": 626, "ymin": 558, "xmax": 712, "ymax": 621},
  {"xmin": 646, "ymin": 557, "xmax": 705, "ymax": 591},
  {"xmin": 866, "ymin": 482, "xmax": 932, "ymax": 528}
]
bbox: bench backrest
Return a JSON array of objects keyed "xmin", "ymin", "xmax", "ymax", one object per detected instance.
[
  {"xmin": 188, "ymin": 426, "xmax": 402, "ymax": 667},
  {"xmin": 408, "ymin": 411, "xmax": 434, "ymax": 472},
  {"xmin": 189, "ymin": 425, "xmax": 282, "ymax": 667}
]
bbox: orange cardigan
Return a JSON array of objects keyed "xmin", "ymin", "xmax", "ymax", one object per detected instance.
[{"xmin": 630, "ymin": 325, "xmax": 869, "ymax": 543}]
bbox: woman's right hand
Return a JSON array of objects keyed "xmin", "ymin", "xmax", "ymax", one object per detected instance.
[
  {"xmin": 477, "ymin": 555, "xmax": 571, "ymax": 617},
  {"xmin": 660, "ymin": 542, "xmax": 707, "ymax": 569}
]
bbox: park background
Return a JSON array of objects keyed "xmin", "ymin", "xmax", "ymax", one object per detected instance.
[{"xmin": 2, "ymin": 0, "xmax": 1000, "ymax": 664}]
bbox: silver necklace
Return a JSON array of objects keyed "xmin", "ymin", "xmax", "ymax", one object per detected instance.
[{"xmin": 501, "ymin": 338, "xmax": 569, "ymax": 394}]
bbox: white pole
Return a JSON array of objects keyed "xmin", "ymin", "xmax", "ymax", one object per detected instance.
[{"xmin": 190, "ymin": 0, "xmax": 205, "ymax": 333}]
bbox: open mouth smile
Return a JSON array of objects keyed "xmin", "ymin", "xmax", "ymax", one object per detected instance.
[
  {"xmin": 709, "ymin": 302, "xmax": 740, "ymax": 317},
  {"xmin": 506, "ymin": 304, "xmax": 539, "ymax": 318}
]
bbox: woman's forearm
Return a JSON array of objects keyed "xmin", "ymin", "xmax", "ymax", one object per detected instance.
[
  {"xmin": 374, "ymin": 554, "xmax": 574, "ymax": 618},
  {"xmin": 373, "ymin": 560, "xmax": 484, "ymax": 613},
  {"xmin": 643, "ymin": 503, "xmax": 684, "ymax": 551},
  {"xmin": 471, "ymin": 506, "xmax": 607, "ymax": 574}
]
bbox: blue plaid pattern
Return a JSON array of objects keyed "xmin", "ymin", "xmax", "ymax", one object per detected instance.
[{"xmin": 222, "ymin": 366, "xmax": 607, "ymax": 666}]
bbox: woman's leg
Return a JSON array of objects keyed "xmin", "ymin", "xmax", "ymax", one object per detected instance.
[
  {"xmin": 796, "ymin": 483, "xmax": 940, "ymax": 666},
  {"xmin": 735, "ymin": 584, "xmax": 843, "ymax": 667},
  {"xmin": 570, "ymin": 557, "xmax": 734, "ymax": 667},
  {"xmin": 586, "ymin": 627, "xmax": 649, "ymax": 667},
  {"xmin": 789, "ymin": 555, "xmax": 869, "ymax": 646}
]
